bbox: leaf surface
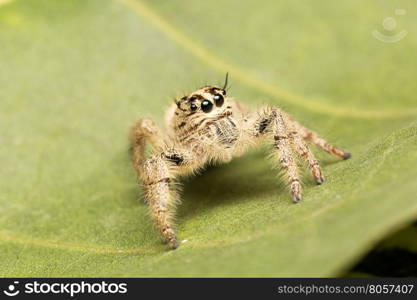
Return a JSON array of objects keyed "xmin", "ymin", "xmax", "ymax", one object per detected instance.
[{"xmin": 0, "ymin": 0, "xmax": 416, "ymax": 276}]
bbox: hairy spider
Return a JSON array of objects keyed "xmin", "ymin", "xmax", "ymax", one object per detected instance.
[{"xmin": 130, "ymin": 75, "xmax": 351, "ymax": 249}]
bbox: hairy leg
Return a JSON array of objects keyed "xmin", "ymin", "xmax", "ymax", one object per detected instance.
[
  {"xmin": 290, "ymin": 128, "xmax": 324, "ymax": 184},
  {"xmin": 246, "ymin": 106, "xmax": 303, "ymax": 202},
  {"xmin": 129, "ymin": 118, "xmax": 165, "ymax": 176},
  {"xmin": 137, "ymin": 144, "xmax": 194, "ymax": 249},
  {"xmin": 271, "ymin": 110, "xmax": 303, "ymax": 202},
  {"xmin": 290, "ymin": 119, "xmax": 351, "ymax": 159},
  {"xmin": 141, "ymin": 154, "xmax": 179, "ymax": 249}
]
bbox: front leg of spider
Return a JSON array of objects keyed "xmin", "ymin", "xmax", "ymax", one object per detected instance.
[
  {"xmin": 140, "ymin": 148, "xmax": 190, "ymax": 249},
  {"xmin": 266, "ymin": 109, "xmax": 303, "ymax": 202},
  {"xmin": 251, "ymin": 107, "xmax": 340, "ymax": 202}
]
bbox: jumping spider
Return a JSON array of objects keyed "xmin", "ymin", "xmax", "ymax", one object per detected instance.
[{"xmin": 130, "ymin": 75, "xmax": 351, "ymax": 249}]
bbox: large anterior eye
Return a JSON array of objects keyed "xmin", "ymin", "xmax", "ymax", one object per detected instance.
[
  {"xmin": 213, "ymin": 94, "xmax": 224, "ymax": 107},
  {"xmin": 201, "ymin": 100, "xmax": 213, "ymax": 113}
]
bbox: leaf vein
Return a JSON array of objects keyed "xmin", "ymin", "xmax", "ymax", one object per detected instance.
[{"xmin": 116, "ymin": 0, "xmax": 417, "ymax": 119}]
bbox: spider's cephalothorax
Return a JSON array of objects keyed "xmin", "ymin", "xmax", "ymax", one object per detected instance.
[
  {"xmin": 172, "ymin": 86, "xmax": 240, "ymax": 160},
  {"xmin": 130, "ymin": 78, "xmax": 351, "ymax": 249}
]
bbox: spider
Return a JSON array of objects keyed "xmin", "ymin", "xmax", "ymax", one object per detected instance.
[{"xmin": 130, "ymin": 75, "xmax": 351, "ymax": 249}]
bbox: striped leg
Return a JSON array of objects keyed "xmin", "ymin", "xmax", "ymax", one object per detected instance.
[
  {"xmin": 291, "ymin": 119, "xmax": 351, "ymax": 160},
  {"xmin": 291, "ymin": 130, "xmax": 325, "ymax": 184},
  {"xmin": 248, "ymin": 106, "xmax": 303, "ymax": 202},
  {"xmin": 136, "ymin": 145, "xmax": 192, "ymax": 249},
  {"xmin": 141, "ymin": 154, "xmax": 179, "ymax": 249},
  {"xmin": 271, "ymin": 110, "xmax": 302, "ymax": 202},
  {"xmin": 129, "ymin": 118, "xmax": 165, "ymax": 176}
]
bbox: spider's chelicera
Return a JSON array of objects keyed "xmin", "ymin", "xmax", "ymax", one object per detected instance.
[{"xmin": 130, "ymin": 75, "xmax": 351, "ymax": 249}]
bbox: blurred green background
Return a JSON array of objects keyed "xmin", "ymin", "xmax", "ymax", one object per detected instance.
[{"xmin": 0, "ymin": 0, "xmax": 416, "ymax": 276}]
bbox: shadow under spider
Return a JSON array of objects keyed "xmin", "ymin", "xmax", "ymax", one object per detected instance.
[
  {"xmin": 177, "ymin": 149, "xmax": 348, "ymax": 222},
  {"xmin": 177, "ymin": 150, "xmax": 283, "ymax": 221}
]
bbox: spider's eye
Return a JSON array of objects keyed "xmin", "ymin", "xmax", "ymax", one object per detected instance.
[
  {"xmin": 201, "ymin": 100, "xmax": 213, "ymax": 113},
  {"xmin": 190, "ymin": 103, "xmax": 197, "ymax": 111},
  {"xmin": 213, "ymin": 94, "xmax": 224, "ymax": 107}
]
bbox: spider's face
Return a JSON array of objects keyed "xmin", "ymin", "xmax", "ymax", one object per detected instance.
[{"xmin": 175, "ymin": 86, "xmax": 231, "ymax": 119}]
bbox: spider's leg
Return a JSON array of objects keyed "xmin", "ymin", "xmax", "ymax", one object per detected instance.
[
  {"xmin": 140, "ymin": 154, "xmax": 178, "ymax": 248},
  {"xmin": 130, "ymin": 119, "xmax": 166, "ymax": 204},
  {"xmin": 291, "ymin": 119, "xmax": 351, "ymax": 159},
  {"xmin": 140, "ymin": 148, "xmax": 194, "ymax": 249},
  {"xmin": 249, "ymin": 107, "xmax": 303, "ymax": 202},
  {"xmin": 290, "ymin": 128, "xmax": 325, "ymax": 185},
  {"xmin": 271, "ymin": 110, "xmax": 303, "ymax": 202},
  {"xmin": 236, "ymin": 105, "xmax": 303, "ymax": 202}
]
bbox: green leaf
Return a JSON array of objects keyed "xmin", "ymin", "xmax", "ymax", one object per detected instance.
[
  {"xmin": 0, "ymin": 0, "xmax": 416, "ymax": 276},
  {"xmin": 346, "ymin": 224, "xmax": 417, "ymax": 277}
]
